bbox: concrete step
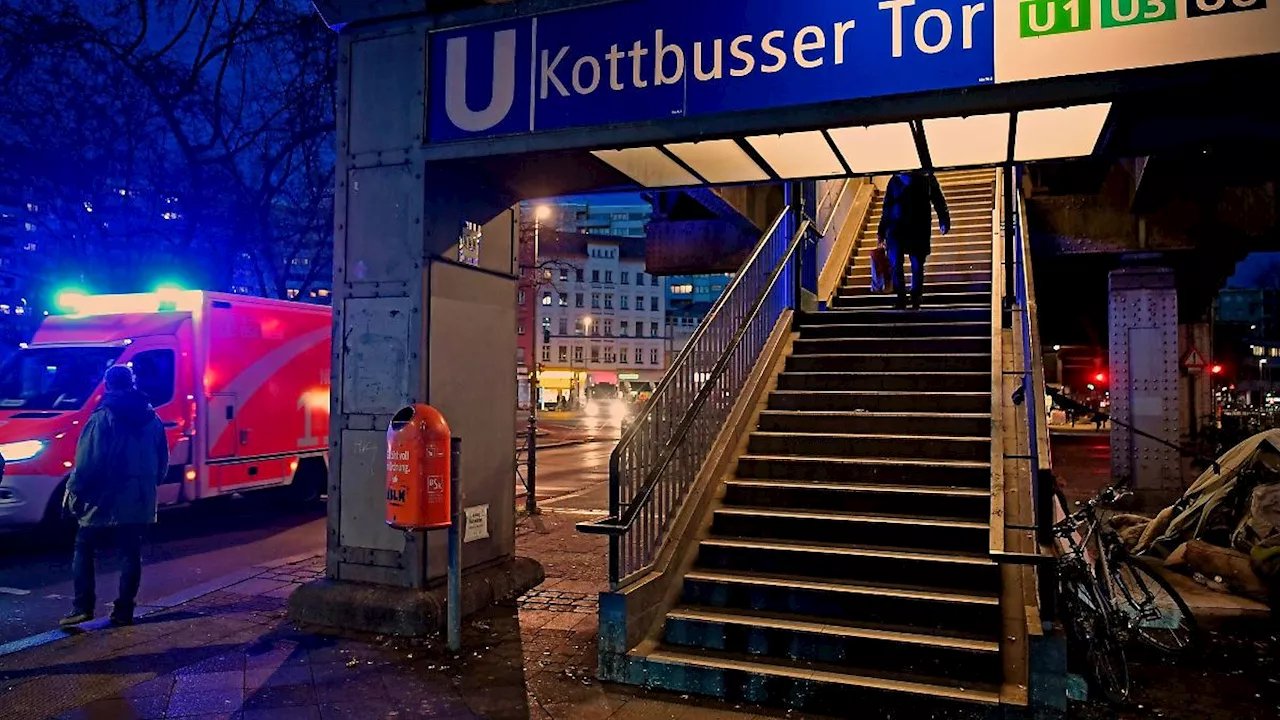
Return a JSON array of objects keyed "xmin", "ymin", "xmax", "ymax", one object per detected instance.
[
  {"xmin": 723, "ymin": 478, "xmax": 990, "ymax": 520},
  {"xmin": 757, "ymin": 409, "xmax": 990, "ymax": 436},
  {"xmin": 838, "ymin": 281, "xmax": 993, "ymax": 299},
  {"xmin": 853, "ymin": 245, "xmax": 989, "ymax": 261},
  {"xmin": 747, "ymin": 431, "xmax": 990, "ymax": 462},
  {"xmin": 798, "ymin": 307, "xmax": 989, "ymax": 326},
  {"xmin": 637, "ymin": 646, "xmax": 1001, "ymax": 714},
  {"xmin": 765, "ymin": 389, "xmax": 990, "ymax": 414},
  {"xmin": 662, "ymin": 606, "xmax": 1002, "ymax": 685},
  {"xmin": 848, "ymin": 259, "xmax": 992, "ymax": 279},
  {"xmin": 830, "ymin": 291, "xmax": 990, "ymax": 310},
  {"xmin": 776, "ymin": 371, "xmax": 991, "ymax": 393},
  {"xmin": 682, "ymin": 569, "xmax": 1002, "ymax": 637},
  {"xmin": 784, "ymin": 352, "xmax": 990, "ymax": 374},
  {"xmin": 710, "ymin": 506, "xmax": 989, "ymax": 553},
  {"xmin": 798, "ymin": 321, "xmax": 991, "ymax": 340},
  {"xmin": 792, "ymin": 335, "xmax": 989, "ymax": 355},
  {"xmin": 736, "ymin": 453, "xmax": 990, "ymax": 487}
]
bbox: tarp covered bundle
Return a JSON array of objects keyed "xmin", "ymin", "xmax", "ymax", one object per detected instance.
[{"xmin": 1125, "ymin": 430, "xmax": 1280, "ymax": 603}]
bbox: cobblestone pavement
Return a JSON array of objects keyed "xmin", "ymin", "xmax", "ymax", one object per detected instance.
[
  {"xmin": 3, "ymin": 507, "xmax": 1271, "ymax": 720},
  {"xmin": 1068, "ymin": 621, "xmax": 1278, "ymax": 720},
  {"xmin": 0, "ymin": 512, "xmax": 798, "ymax": 720}
]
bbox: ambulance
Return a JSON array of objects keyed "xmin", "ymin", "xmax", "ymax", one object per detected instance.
[{"xmin": 0, "ymin": 289, "xmax": 331, "ymax": 528}]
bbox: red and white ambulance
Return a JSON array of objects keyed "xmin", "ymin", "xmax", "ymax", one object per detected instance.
[{"xmin": 0, "ymin": 290, "xmax": 331, "ymax": 528}]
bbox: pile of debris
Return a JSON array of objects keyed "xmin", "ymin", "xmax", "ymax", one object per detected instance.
[{"xmin": 1112, "ymin": 430, "xmax": 1280, "ymax": 607}]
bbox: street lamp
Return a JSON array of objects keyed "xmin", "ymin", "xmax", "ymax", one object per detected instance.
[{"xmin": 535, "ymin": 205, "xmax": 552, "ymax": 222}]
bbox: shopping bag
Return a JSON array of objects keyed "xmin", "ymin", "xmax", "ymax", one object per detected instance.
[{"xmin": 870, "ymin": 245, "xmax": 894, "ymax": 294}]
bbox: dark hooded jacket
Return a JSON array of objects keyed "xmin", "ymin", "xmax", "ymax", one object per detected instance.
[
  {"xmin": 877, "ymin": 171, "xmax": 951, "ymax": 258},
  {"xmin": 64, "ymin": 389, "xmax": 168, "ymax": 527}
]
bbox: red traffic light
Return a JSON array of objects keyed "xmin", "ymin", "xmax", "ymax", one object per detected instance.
[
  {"xmin": 1094, "ymin": 372, "xmax": 1107, "ymax": 383},
  {"xmin": 1211, "ymin": 364, "xmax": 1223, "ymax": 375}
]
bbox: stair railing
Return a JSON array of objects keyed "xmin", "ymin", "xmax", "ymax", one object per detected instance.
[{"xmin": 580, "ymin": 208, "xmax": 809, "ymax": 588}]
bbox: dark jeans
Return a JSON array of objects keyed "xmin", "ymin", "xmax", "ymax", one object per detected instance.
[
  {"xmin": 72, "ymin": 524, "xmax": 146, "ymax": 618},
  {"xmin": 889, "ymin": 246, "xmax": 926, "ymax": 304}
]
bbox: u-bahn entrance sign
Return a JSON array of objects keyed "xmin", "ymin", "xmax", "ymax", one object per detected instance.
[{"xmin": 430, "ymin": 0, "xmax": 1279, "ymax": 142}]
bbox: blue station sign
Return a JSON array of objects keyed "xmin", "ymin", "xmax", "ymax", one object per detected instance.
[
  {"xmin": 427, "ymin": 0, "xmax": 1280, "ymax": 143},
  {"xmin": 429, "ymin": 0, "xmax": 995, "ymax": 142}
]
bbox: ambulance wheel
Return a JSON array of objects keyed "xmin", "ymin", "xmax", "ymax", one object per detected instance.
[{"xmin": 289, "ymin": 458, "xmax": 327, "ymax": 505}]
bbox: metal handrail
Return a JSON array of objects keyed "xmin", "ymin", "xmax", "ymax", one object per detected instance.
[
  {"xmin": 583, "ymin": 219, "xmax": 810, "ymax": 537},
  {"xmin": 580, "ymin": 206, "xmax": 808, "ymax": 587},
  {"xmin": 608, "ymin": 207, "xmax": 790, "ymax": 452}
]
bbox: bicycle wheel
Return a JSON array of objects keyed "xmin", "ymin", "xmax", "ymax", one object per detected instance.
[
  {"xmin": 1060, "ymin": 572, "xmax": 1131, "ymax": 704},
  {"xmin": 1108, "ymin": 558, "xmax": 1198, "ymax": 654}
]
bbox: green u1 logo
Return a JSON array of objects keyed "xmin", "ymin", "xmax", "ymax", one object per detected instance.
[
  {"xmin": 1021, "ymin": 0, "xmax": 1094, "ymax": 37},
  {"xmin": 1101, "ymin": 0, "xmax": 1177, "ymax": 27}
]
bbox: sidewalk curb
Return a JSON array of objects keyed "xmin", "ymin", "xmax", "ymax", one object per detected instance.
[{"xmin": 0, "ymin": 553, "xmax": 323, "ymax": 660}]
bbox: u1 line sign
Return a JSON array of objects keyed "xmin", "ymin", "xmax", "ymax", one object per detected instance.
[{"xmin": 427, "ymin": 0, "xmax": 1280, "ymax": 142}]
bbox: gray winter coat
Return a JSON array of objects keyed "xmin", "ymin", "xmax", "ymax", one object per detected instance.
[{"xmin": 64, "ymin": 390, "xmax": 168, "ymax": 527}]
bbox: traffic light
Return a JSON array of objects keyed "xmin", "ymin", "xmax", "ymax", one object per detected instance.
[
  {"xmin": 1094, "ymin": 372, "xmax": 1107, "ymax": 384},
  {"xmin": 1211, "ymin": 364, "xmax": 1223, "ymax": 375}
]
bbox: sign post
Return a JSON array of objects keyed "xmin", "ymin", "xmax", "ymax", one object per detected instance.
[{"xmin": 448, "ymin": 437, "xmax": 463, "ymax": 653}]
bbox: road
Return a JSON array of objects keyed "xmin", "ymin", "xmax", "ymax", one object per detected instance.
[
  {"xmin": 1050, "ymin": 427, "xmax": 1112, "ymax": 504},
  {"xmin": 0, "ymin": 436, "xmax": 614, "ymax": 647}
]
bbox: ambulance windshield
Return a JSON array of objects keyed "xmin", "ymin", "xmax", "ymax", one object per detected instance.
[{"xmin": 0, "ymin": 346, "xmax": 123, "ymax": 411}]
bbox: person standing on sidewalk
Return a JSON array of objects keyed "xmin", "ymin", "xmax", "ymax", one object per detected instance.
[
  {"xmin": 60, "ymin": 365, "xmax": 168, "ymax": 627},
  {"xmin": 878, "ymin": 170, "xmax": 951, "ymax": 310}
]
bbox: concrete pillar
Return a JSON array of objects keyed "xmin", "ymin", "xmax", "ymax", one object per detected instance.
[
  {"xmin": 1109, "ymin": 267, "xmax": 1182, "ymax": 508},
  {"xmin": 291, "ymin": 17, "xmax": 540, "ymax": 635}
]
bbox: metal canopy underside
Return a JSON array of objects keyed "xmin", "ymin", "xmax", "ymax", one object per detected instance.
[{"xmin": 423, "ymin": 54, "xmax": 1280, "ymax": 200}]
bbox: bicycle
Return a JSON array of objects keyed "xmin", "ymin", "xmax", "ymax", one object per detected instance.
[{"xmin": 1052, "ymin": 481, "xmax": 1198, "ymax": 703}]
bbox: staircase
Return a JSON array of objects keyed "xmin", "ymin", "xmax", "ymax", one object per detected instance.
[{"xmin": 635, "ymin": 170, "xmax": 1012, "ymax": 715}]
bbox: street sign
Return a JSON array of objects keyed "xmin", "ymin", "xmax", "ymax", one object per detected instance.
[
  {"xmin": 427, "ymin": 0, "xmax": 1280, "ymax": 142},
  {"xmin": 1182, "ymin": 346, "xmax": 1207, "ymax": 372}
]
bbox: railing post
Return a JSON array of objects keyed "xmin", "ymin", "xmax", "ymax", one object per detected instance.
[{"xmin": 1002, "ymin": 164, "xmax": 1015, "ymax": 329}]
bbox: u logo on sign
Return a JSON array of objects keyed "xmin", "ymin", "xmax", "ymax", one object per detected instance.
[{"xmin": 444, "ymin": 30, "xmax": 517, "ymax": 132}]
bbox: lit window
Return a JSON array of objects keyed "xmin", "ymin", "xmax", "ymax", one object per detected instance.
[
  {"xmin": 23, "ymin": 222, "xmax": 35, "ymax": 233},
  {"xmin": 83, "ymin": 201, "xmax": 94, "ymax": 213},
  {"xmin": 318, "ymin": 289, "xmax": 330, "ymax": 297},
  {"xmin": 542, "ymin": 292, "xmax": 552, "ymax": 306},
  {"xmin": 559, "ymin": 294, "xmax": 568, "ymax": 307},
  {"xmin": 287, "ymin": 289, "xmax": 300, "ymax": 298},
  {"xmin": 671, "ymin": 284, "xmax": 693, "ymax": 295},
  {"xmin": 559, "ymin": 346, "xmax": 568, "ymax": 362},
  {"xmin": 651, "ymin": 322, "xmax": 659, "ymax": 336},
  {"xmin": 560, "ymin": 269, "xmax": 569, "ymax": 282},
  {"xmin": 1253, "ymin": 346, "xmax": 1264, "ymax": 357},
  {"xmin": 23, "ymin": 242, "xmax": 36, "ymax": 251},
  {"xmin": 25, "ymin": 203, "xmax": 38, "ymax": 212},
  {"xmin": 518, "ymin": 324, "xmax": 526, "ymax": 335}
]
